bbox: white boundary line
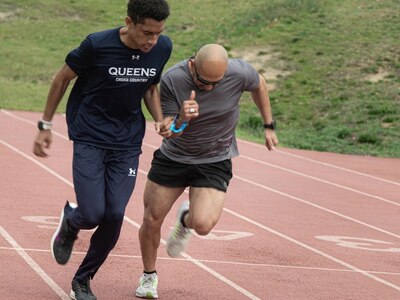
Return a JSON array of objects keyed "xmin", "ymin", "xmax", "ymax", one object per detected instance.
[
  {"xmin": 2, "ymin": 109, "xmax": 398, "ymax": 208},
  {"xmin": 240, "ymin": 154, "xmax": 400, "ymax": 207},
  {"xmin": 0, "ymin": 226, "xmax": 69, "ymax": 299},
  {"xmin": 122, "ymin": 217, "xmax": 260, "ymax": 300},
  {"xmin": 238, "ymin": 139, "xmax": 400, "ymax": 186},
  {"xmin": 0, "ymin": 140, "xmax": 260, "ymax": 299},
  {"xmin": 2, "ymin": 246, "xmax": 400, "ymax": 276},
  {"xmin": 232, "ymin": 175, "xmax": 400, "ymax": 239},
  {"xmin": 141, "ymin": 141, "xmax": 400, "ymax": 239},
  {"xmin": 2, "ymin": 108, "xmax": 399, "ymax": 187},
  {"xmin": 1, "ymin": 139, "xmax": 400, "ymax": 293},
  {"xmin": 144, "ymin": 141, "xmax": 399, "ymax": 209}
]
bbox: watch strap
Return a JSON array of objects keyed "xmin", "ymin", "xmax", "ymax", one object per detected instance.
[
  {"xmin": 38, "ymin": 119, "xmax": 53, "ymax": 131},
  {"xmin": 264, "ymin": 120, "xmax": 276, "ymax": 130}
]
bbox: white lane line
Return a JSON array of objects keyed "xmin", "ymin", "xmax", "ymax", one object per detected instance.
[
  {"xmin": 2, "ymin": 246, "xmax": 400, "ymax": 277},
  {"xmin": 145, "ymin": 142, "xmax": 399, "ymax": 209},
  {"xmin": 233, "ymin": 174, "xmax": 400, "ymax": 239},
  {"xmin": 240, "ymin": 154, "xmax": 400, "ymax": 207},
  {"xmin": 0, "ymin": 109, "xmax": 70, "ymax": 141},
  {"xmin": 222, "ymin": 207, "xmax": 400, "ymax": 292},
  {"xmin": 3, "ymin": 113, "xmax": 400, "ymax": 291},
  {"xmin": 0, "ymin": 226, "xmax": 69, "ymax": 299},
  {"xmin": 238, "ymin": 139, "xmax": 400, "ymax": 186},
  {"xmin": 123, "ymin": 217, "xmax": 261, "ymax": 300},
  {"xmin": 0, "ymin": 140, "xmax": 259, "ymax": 300},
  {"xmin": 0, "ymin": 140, "xmax": 400, "ymax": 292},
  {"xmin": 143, "ymin": 133, "xmax": 399, "ymax": 208},
  {"xmin": 140, "ymin": 139, "xmax": 400, "ymax": 238},
  {"xmin": 3, "ymin": 108, "xmax": 398, "ymax": 187},
  {"xmin": 2, "ymin": 109, "xmax": 398, "ymax": 208},
  {"xmin": 141, "ymin": 141, "xmax": 400, "ymax": 238},
  {"xmin": 0, "ymin": 140, "xmax": 74, "ymax": 188}
]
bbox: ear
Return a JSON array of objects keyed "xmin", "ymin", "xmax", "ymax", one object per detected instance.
[
  {"xmin": 125, "ymin": 16, "xmax": 133, "ymax": 26},
  {"xmin": 188, "ymin": 58, "xmax": 195, "ymax": 71}
]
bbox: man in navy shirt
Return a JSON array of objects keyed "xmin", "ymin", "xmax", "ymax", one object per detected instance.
[{"xmin": 32, "ymin": 1, "xmax": 172, "ymax": 299}]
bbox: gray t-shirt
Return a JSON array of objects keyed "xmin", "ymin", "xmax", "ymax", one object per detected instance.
[{"xmin": 159, "ymin": 58, "xmax": 259, "ymax": 164}]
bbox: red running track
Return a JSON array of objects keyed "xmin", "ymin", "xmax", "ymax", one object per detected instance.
[{"xmin": 1, "ymin": 109, "xmax": 400, "ymax": 299}]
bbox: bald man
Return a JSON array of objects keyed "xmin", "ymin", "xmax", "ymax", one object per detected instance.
[{"xmin": 135, "ymin": 44, "xmax": 278, "ymax": 298}]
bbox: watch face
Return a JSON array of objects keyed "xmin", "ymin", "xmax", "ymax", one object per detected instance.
[{"xmin": 38, "ymin": 121, "xmax": 52, "ymax": 130}]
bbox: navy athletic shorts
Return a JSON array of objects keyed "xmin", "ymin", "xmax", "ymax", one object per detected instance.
[{"xmin": 148, "ymin": 149, "xmax": 232, "ymax": 192}]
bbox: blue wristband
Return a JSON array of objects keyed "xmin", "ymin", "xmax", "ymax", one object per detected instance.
[{"xmin": 170, "ymin": 115, "xmax": 188, "ymax": 133}]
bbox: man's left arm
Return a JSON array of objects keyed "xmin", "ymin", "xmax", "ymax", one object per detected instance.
[
  {"xmin": 250, "ymin": 74, "xmax": 279, "ymax": 150},
  {"xmin": 143, "ymin": 84, "xmax": 173, "ymax": 138}
]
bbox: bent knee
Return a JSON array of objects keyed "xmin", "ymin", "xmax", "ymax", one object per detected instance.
[{"xmin": 192, "ymin": 219, "xmax": 216, "ymax": 236}]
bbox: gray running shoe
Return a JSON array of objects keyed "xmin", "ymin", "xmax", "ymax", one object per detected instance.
[
  {"xmin": 50, "ymin": 201, "xmax": 79, "ymax": 264},
  {"xmin": 166, "ymin": 201, "xmax": 192, "ymax": 257},
  {"xmin": 135, "ymin": 272, "xmax": 158, "ymax": 299}
]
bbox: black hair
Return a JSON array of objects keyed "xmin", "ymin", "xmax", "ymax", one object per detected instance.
[{"xmin": 127, "ymin": 0, "xmax": 170, "ymax": 24}]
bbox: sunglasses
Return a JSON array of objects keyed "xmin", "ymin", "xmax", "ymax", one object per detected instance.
[{"xmin": 191, "ymin": 58, "xmax": 225, "ymax": 86}]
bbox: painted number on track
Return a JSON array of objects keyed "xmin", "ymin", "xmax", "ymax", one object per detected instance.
[
  {"xmin": 168, "ymin": 227, "xmax": 253, "ymax": 241},
  {"xmin": 23, "ymin": 216, "xmax": 253, "ymax": 241},
  {"xmin": 316, "ymin": 236, "xmax": 400, "ymax": 253},
  {"xmin": 196, "ymin": 229, "xmax": 253, "ymax": 241}
]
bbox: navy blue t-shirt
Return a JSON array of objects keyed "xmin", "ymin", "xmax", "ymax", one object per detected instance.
[{"xmin": 65, "ymin": 27, "xmax": 172, "ymax": 151}]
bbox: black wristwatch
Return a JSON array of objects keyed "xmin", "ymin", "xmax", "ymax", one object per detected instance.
[
  {"xmin": 37, "ymin": 120, "xmax": 53, "ymax": 131},
  {"xmin": 264, "ymin": 120, "xmax": 276, "ymax": 130}
]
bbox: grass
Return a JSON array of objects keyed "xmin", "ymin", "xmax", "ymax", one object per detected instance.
[{"xmin": 1, "ymin": 0, "xmax": 399, "ymax": 157}]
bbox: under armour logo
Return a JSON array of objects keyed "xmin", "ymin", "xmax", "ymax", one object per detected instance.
[
  {"xmin": 128, "ymin": 168, "xmax": 136, "ymax": 177},
  {"xmin": 132, "ymin": 55, "xmax": 140, "ymax": 61}
]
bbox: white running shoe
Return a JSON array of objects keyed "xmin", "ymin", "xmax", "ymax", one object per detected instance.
[
  {"xmin": 135, "ymin": 273, "xmax": 158, "ymax": 299},
  {"xmin": 166, "ymin": 201, "xmax": 192, "ymax": 257}
]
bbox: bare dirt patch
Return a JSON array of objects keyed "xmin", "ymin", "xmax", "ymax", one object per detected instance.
[
  {"xmin": 364, "ymin": 68, "xmax": 390, "ymax": 82},
  {"xmin": 0, "ymin": 9, "xmax": 20, "ymax": 21},
  {"xmin": 230, "ymin": 46, "xmax": 291, "ymax": 91}
]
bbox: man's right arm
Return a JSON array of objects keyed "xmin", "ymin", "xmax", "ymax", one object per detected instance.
[
  {"xmin": 33, "ymin": 64, "xmax": 77, "ymax": 157},
  {"xmin": 42, "ymin": 64, "xmax": 77, "ymax": 122}
]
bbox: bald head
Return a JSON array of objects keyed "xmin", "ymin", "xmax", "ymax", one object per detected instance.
[{"xmin": 194, "ymin": 44, "xmax": 228, "ymax": 80}]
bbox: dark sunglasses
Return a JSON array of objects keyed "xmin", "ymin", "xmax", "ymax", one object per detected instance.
[{"xmin": 191, "ymin": 58, "xmax": 225, "ymax": 86}]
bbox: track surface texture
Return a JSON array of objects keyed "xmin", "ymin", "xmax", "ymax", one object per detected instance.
[{"xmin": 1, "ymin": 110, "xmax": 400, "ymax": 299}]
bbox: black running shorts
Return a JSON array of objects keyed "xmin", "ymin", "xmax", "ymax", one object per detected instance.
[{"xmin": 148, "ymin": 149, "xmax": 233, "ymax": 192}]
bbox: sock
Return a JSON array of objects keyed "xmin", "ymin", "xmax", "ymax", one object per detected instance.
[{"xmin": 144, "ymin": 270, "xmax": 157, "ymax": 275}]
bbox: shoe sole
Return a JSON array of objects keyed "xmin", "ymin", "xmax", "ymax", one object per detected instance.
[
  {"xmin": 50, "ymin": 202, "xmax": 77, "ymax": 264},
  {"xmin": 166, "ymin": 201, "xmax": 191, "ymax": 257},
  {"xmin": 135, "ymin": 291, "xmax": 158, "ymax": 299}
]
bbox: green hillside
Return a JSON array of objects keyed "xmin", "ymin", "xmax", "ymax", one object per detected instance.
[{"xmin": 0, "ymin": 0, "xmax": 399, "ymax": 157}]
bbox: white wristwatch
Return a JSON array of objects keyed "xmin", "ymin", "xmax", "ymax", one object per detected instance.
[{"xmin": 37, "ymin": 119, "xmax": 53, "ymax": 131}]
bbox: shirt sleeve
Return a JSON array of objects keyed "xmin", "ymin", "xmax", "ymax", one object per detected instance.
[
  {"xmin": 160, "ymin": 75, "xmax": 180, "ymax": 117},
  {"xmin": 65, "ymin": 34, "xmax": 95, "ymax": 76},
  {"xmin": 237, "ymin": 59, "xmax": 260, "ymax": 91}
]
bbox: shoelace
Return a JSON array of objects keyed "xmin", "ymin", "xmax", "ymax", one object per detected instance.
[
  {"xmin": 173, "ymin": 223, "xmax": 191, "ymax": 240},
  {"xmin": 59, "ymin": 221, "xmax": 78, "ymax": 245},
  {"xmin": 141, "ymin": 275, "xmax": 157, "ymax": 288},
  {"xmin": 76, "ymin": 281, "xmax": 90, "ymax": 294}
]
